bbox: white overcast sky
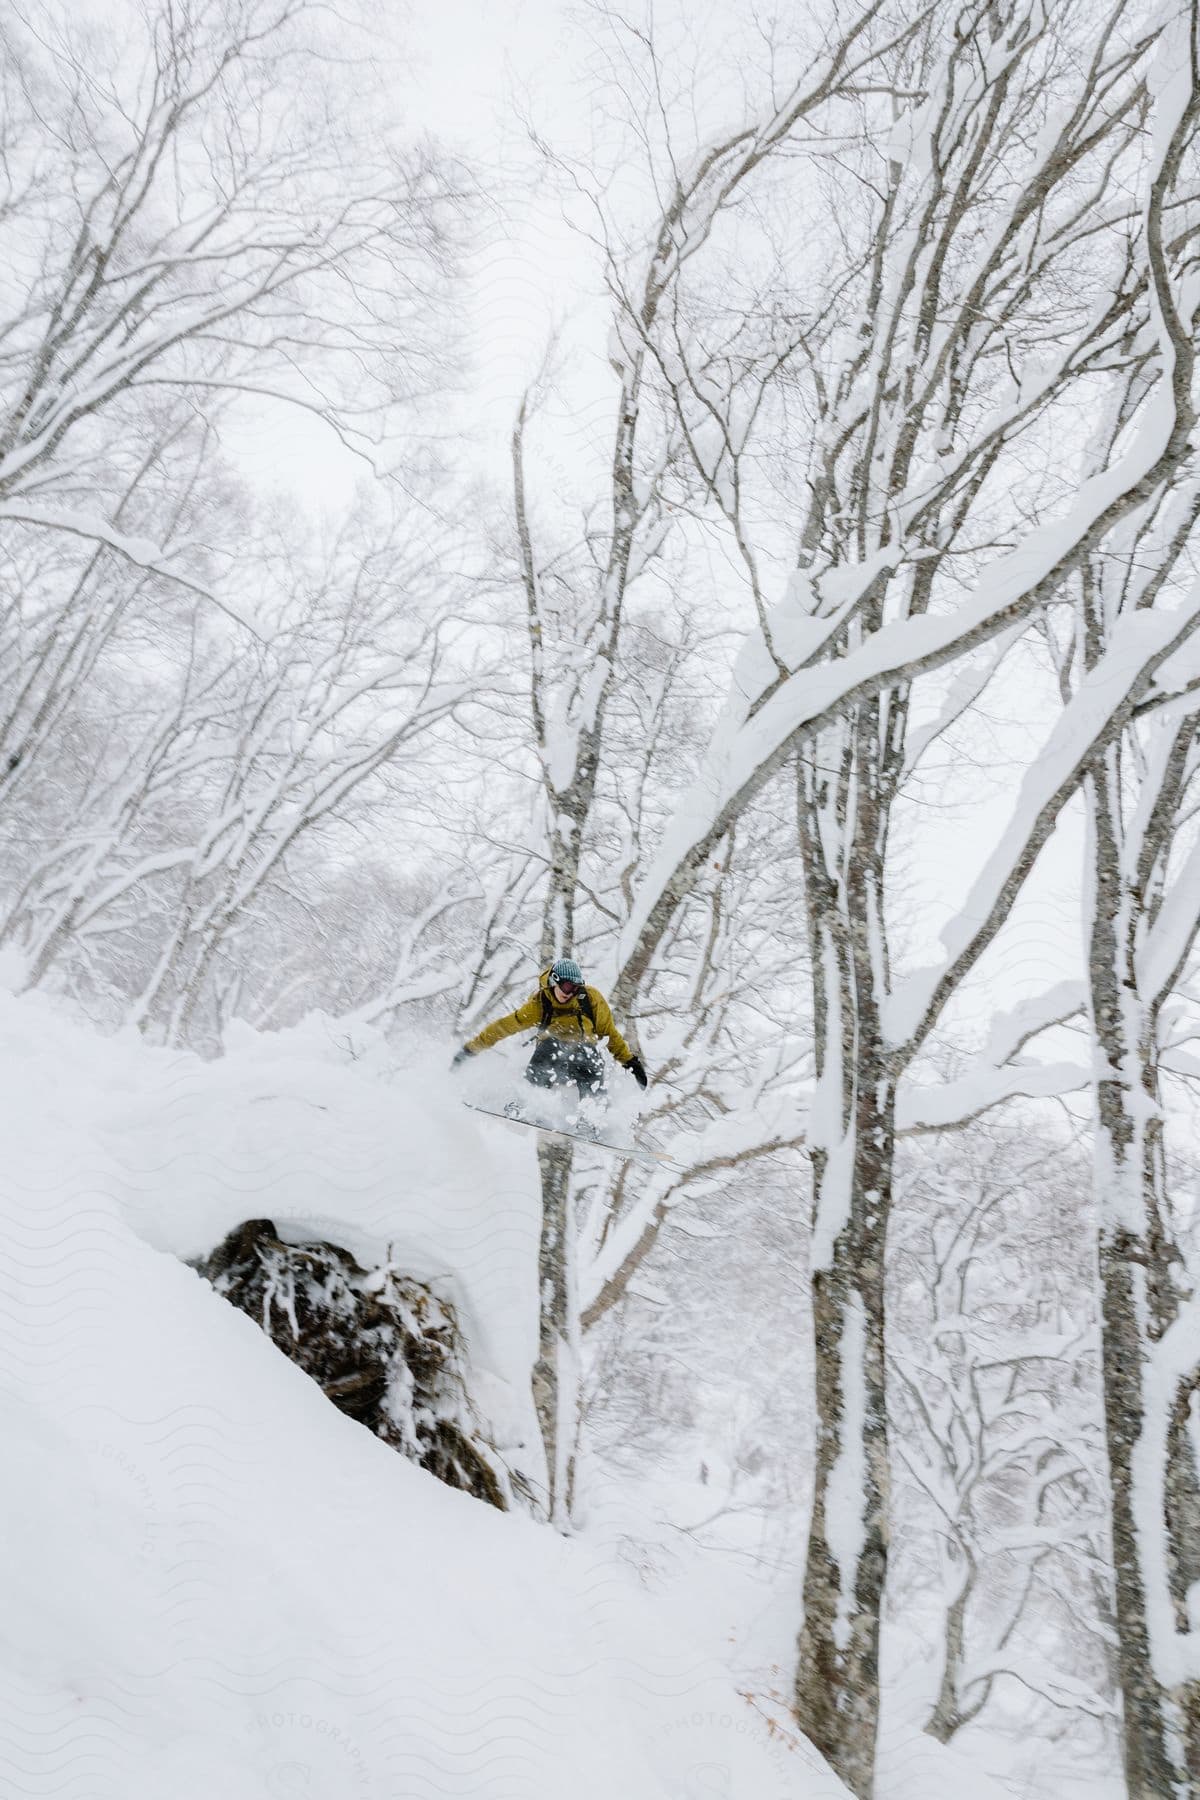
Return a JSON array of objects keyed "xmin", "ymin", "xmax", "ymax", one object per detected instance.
[{"xmin": 226, "ymin": 0, "xmax": 606, "ymax": 511}]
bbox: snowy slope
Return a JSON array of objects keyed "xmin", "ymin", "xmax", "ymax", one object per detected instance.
[
  {"xmin": 61, "ymin": 1004, "xmax": 542, "ymax": 1454},
  {"xmin": 0, "ymin": 981, "xmax": 852, "ymax": 1800}
]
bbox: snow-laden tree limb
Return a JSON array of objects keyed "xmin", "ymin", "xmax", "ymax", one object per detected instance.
[
  {"xmin": 0, "ymin": 500, "xmax": 256, "ymax": 630},
  {"xmin": 899, "ymin": 1061, "xmax": 1091, "ymax": 1133},
  {"xmin": 580, "ymin": 1098, "xmax": 807, "ymax": 1329},
  {"xmin": 888, "ymin": 592, "xmax": 1200, "ymax": 1052}
]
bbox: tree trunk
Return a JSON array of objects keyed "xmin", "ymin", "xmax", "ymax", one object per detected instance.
[
  {"xmin": 513, "ymin": 378, "xmax": 641, "ymax": 1526},
  {"xmin": 794, "ymin": 728, "xmax": 896, "ymax": 1797},
  {"xmin": 923, "ymin": 1547, "xmax": 979, "ymax": 1744},
  {"xmin": 1087, "ymin": 753, "xmax": 1198, "ymax": 1797},
  {"xmin": 1097, "ymin": 1241, "xmax": 1187, "ymax": 1799},
  {"xmin": 1165, "ymin": 1366, "xmax": 1200, "ymax": 1781},
  {"xmin": 795, "ymin": 1067, "xmax": 893, "ymax": 1798},
  {"xmin": 530, "ymin": 1137, "xmax": 581, "ymax": 1527}
]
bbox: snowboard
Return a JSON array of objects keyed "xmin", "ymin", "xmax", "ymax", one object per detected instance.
[{"xmin": 463, "ymin": 1099, "xmax": 678, "ymax": 1169}]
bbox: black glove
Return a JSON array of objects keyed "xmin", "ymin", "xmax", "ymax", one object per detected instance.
[
  {"xmin": 627, "ymin": 1055, "xmax": 648, "ymax": 1089},
  {"xmin": 450, "ymin": 1045, "xmax": 474, "ymax": 1070}
]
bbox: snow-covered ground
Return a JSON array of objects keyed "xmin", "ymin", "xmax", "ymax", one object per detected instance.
[
  {"xmin": 0, "ymin": 975, "xmax": 1086, "ymax": 1798},
  {"xmin": 0, "ymin": 978, "xmax": 849, "ymax": 1798}
]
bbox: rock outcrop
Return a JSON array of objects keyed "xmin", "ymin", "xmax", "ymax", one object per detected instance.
[{"xmin": 195, "ymin": 1218, "xmax": 510, "ymax": 1509}]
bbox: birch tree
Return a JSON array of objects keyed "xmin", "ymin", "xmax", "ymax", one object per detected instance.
[
  {"xmin": 478, "ymin": 0, "xmax": 940, "ymax": 1533},
  {"xmin": 1086, "ymin": 712, "xmax": 1200, "ymax": 1798},
  {"xmin": 1035, "ymin": 454, "xmax": 1200, "ymax": 1789},
  {"xmin": 580, "ymin": 4, "xmax": 1200, "ymax": 1791},
  {"xmin": 1, "ymin": 506, "xmax": 474, "ymax": 1042},
  {"xmin": 0, "ymin": 406, "xmax": 218, "ymax": 816},
  {"xmin": 0, "ymin": 0, "xmax": 462, "ymax": 614},
  {"xmin": 889, "ymin": 1128, "xmax": 1115, "ymax": 1757},
  {"xmin": 466, "ymin": 421, "xmax": 737, "ymax": 1518}
]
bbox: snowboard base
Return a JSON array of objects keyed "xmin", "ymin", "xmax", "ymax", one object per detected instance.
[{"xmin": 463, "ymin": 1099, "xmax": 677, "ymax": 1169}]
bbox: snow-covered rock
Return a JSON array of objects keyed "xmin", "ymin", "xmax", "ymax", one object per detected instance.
[
  {"xmin": 195, "ymin": 1217, "xmax": 513, "ymax": 1509},
  {"xmin": 0, "ymin": 983, "xmax": 852, "ymax": 1799}
]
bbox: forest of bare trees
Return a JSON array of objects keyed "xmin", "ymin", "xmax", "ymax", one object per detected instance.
[{"xmin": 4, "ymin": 2, "xmax": 1199, "ymax": 1797}]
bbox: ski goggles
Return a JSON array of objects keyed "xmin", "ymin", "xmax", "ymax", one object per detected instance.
[{"xmin": 552, "ymin": 978, "xmax": 583, "ymax": 997}]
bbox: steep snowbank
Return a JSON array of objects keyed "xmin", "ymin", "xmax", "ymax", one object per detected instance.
[{"xmin": 0, "ymin": 983, "xmax": 850, "ymax": 1799}]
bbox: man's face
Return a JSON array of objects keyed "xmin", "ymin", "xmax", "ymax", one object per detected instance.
[{"xmin": 552, "ymin": 980, "xmax": 578, "ymax": 1002}]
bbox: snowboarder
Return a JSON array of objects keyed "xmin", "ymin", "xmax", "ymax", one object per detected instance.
[{"xmin": 450, "ymin": 958, "xmax": 648, "ymax": 1100}]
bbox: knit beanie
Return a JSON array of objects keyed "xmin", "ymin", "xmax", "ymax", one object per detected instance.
[{"xmin": 550, "ymin": 958, "xmax": 583, "ymax": 986}]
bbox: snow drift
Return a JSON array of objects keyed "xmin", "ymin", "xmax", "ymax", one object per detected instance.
[{"xmin": 0, "ymin": 982, "xmax": 850, "ymax": 1799}]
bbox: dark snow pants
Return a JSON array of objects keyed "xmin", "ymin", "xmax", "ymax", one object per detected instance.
[{"xmin": 525, "ymin": 1037, "xmax": 606, "ymax": 1099}]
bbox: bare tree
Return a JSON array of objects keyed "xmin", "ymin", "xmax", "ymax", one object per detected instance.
[
  {"xmin": 1, "ymin": 504, "xmax": 474, "ymax": 1043},
  {"xmin": 1034, "ymin": 445, "xmax": 1200, "ymax": 1789},
  {"xmin": 476, "ymin": 0, "xmax": 937, "ymax": 1534},
  {"xmin": 583, "ymin": 4, "xmax": 1200, "ymax": 1792},
  {"xmin": 457, "ymin": 9, "xmax": 1199, "ymax": 1775},
  {"xmin": 0, "ymin": 0, "xmax": 464, "ymax": 614},
  {"xmin": 889, "ymin": 1129, "xmax": 1115, "ymax": 1757}
]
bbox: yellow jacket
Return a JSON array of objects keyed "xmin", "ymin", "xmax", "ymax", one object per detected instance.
[{"xmin": 466, "ymin": 968, "xmax": 634, "ymax": 1066}]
